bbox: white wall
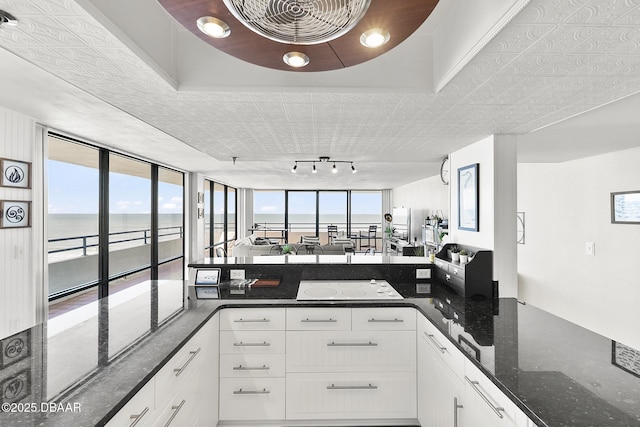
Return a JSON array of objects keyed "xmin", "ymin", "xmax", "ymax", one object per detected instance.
[
  {"xmin": 0, "ymin": 107, "xmax": 39, "ymax": 339},
  {"xmin": 450, "ymin": 136, "xmax": 496, "ymax": 249},
  {"xmin": 449, "ymin": 134, "xmax": 518, "ymax": 296},
  {"xmin": 392, "ymin": 175, "xmax": 449, "ymax": 243},
  {"xmin": 518, "ymin": 147, "xmax": 640, "ymax": 350}
]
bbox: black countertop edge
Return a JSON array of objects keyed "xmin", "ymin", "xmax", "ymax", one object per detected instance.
[{"xmin": 47, "ymin": 298, "xmax": 545, "ymax": 427}]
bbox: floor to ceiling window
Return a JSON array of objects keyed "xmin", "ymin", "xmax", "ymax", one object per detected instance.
[
  {"xmin": 46, "ymin": 136, "xmax": 100, "ymax": 398},
  {"xmin": 251, "ymin": 190, "xmax": 382, "ymax": 250},
  {"xmin": 204, "ymin": 180, "xmax": 238, "ymax": 257},
  {"xmin": 319, "ymin": 191, "xmax": 347, "ymax": 244},
  {"xmin": 45, "ymin": 133, "xmax": 185, "ymax": 398},
  {"xmin": 287, "ymin": 191, "xmax": 317, "ymax": 244},
  {"xmin": 253, "ymin": 190, "xmax": 286, "ymax": 243}
]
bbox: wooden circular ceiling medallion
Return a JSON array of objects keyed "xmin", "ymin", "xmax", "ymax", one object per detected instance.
[{"xmin": 158, "ymin": 0, "xmax": 439, "ymax": 72}]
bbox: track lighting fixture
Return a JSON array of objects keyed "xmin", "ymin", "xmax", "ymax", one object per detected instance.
[{"xmin": 290, "ymin": 157, "xmax": 357, "ymax": 174}]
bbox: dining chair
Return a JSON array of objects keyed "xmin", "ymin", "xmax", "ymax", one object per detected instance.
[{"xmin": 359, "ymin": 225, "xmax": 378, "ymax": 251}]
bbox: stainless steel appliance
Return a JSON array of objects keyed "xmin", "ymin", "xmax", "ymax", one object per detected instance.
[{"xmin": 296, "ymin": 279, "xmax": 403, "ymax": 301}]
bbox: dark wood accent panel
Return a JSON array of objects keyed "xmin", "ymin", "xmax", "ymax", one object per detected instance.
[{"xmin": 158, "ymin": 0, "xmax": 439, "ymax": 72}]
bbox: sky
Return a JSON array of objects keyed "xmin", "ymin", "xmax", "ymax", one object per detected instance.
[
  {"xmin": 48, "ymin": 161, "xmax": 381, "ymax": 217},
  {"xmin": 47, "ymin": 161, "xmax": 183, "ymax": 214}
]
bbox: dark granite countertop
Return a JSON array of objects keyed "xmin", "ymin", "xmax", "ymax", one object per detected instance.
[{"xmin": 2, "ymin": 277, "xmax": 639, "ymax": 427}]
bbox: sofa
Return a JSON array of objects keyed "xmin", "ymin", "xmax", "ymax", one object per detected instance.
[{"xmin": 233, "ymin": 234, "xmax": 353, "ymax": 257}]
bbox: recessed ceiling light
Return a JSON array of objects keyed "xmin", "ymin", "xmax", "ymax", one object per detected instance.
[
  {"xmin": 197, "ymin": 16, "xmax": 230, "ymax": 38},
  {"xmin": 360, "ymin": 29, "xmax": 390, "ymax": 48},
  {"xmin": 283, "ymin": 52, "xmax": 310, "ymax": 68}
]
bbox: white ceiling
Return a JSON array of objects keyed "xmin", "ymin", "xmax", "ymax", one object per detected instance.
[{"xmin": 0, "ymin": 0, "xmax": 639, "ymax": 189}]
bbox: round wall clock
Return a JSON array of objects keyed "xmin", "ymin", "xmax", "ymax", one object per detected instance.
[{"xmin": 440, "ymin": 156, "xmax": 450, "ymax": 185}]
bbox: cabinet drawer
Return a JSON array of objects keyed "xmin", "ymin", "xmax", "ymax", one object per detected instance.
[
  {"xmin": 286, "ymin": 307, "xmax": 351, "ymax": 330},
  {"xmin": 418, "ymin": 315, "xmax": 465, "ymax": 377},
  {"xmin": 286, "ymin": 372, "xmax": 416, "ymax": 420},
  {"xmin": 219, "ymin": 330, "xmax": 285, "ymax": 354},
  {"xmin": 464, "ymin": 359, "xmax": 521, "ymax": 427},
  {"xmin": 220, "ymin": 354, "xmax": 285, "ymax": 378},
  {"xmin": 219, "ymin": 378, "xmax": 285, "ymax": 420},
  {"xmin": 106, "ymin": 379, "xmax": 155, "ymax": 427},
  {"xmin": 154, "ymin": 340, "xmax": 204, "ymax": 407},
  {"xmin": 219, "ymin": 308, "xmax": 285, "ymax": 330},
  {"xmin": 434, "ymin": 258, "xmax": 448, "ymax": 270},
  {"xmin": 286, "ymin": 330, "xmax": 416, "ymax": 372},
  {"xmin": 352, "ymin": 307, "xmax": 416, "ymax": 330},
  {"xmin": 448, "ymin": 264, "xmax": 465, "ymax": 279},
  {"xmin": 153, "ymin": 392, "xmax": 196, "ymax": 427}
]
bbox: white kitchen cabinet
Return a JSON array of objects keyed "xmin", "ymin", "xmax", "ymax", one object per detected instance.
[
  {"xmin": 154, "ymin": 313, "xmax": 219, "ymax": 427},
  {"xmin": 106, "ymin": 313, "xmax": 220, "ymax": 427},
  {"xmin": 192, "ymin": 314, "xmax": 219, "ymax": 426},
  {"xmin": 219, "ymin": 377, "xmax": 286, "ymax": 420},
  {"xmin": 219, "ymin": 330, "xmax": 285, "ymax": 354},
  {"xmin": 417, "ymin": 311, "xmax": 532, "ymax": 427},
  {"xmin": 105, "ymin": 378, "xmax": 155, "ymax": 427},
  {"xmin": 219, "ymin": 307, "xmax": 285, "ymax": 330},
  {"xmin": 462, "ymin": 359, "xmax": 527, "ymax": 427},
  {"xmin": 286, "ymin": 307, "xmax": 351, "ymax": 330},
  {"xmin": 351, "ymin": 307, "xmax": 416, "ymax": 330},
  {"xmin": 285, "ymin": 307, "xmax": 417, "ymax": 423},
  {"xmin": 286, "ymin": 372, "xmax": 416, "ymax": 420},
  {"xmin": 418, "ymin": 322, "xmax": 464, "ymax": 427},
  {"xmin": 219, "ymin": 308, "xmax": 286, "ymax": 422},
  {"xmin": 220, "ymin": 353, "xmax": 285, "ymax": 378},
  {"xmin": 286, "ymin": 330, "xmax": 416, "ymax": 372}
]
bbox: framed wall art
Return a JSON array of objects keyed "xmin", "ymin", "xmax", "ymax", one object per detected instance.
[
  {"xmin": 1, "ymin": 158, "xmax": 31, "ymax": 189},
  {"xmin": 458, "ymin": 163, "xmax": 479, "ymax": 232},
  {"xmin": 0, "ymin": 200, "xmax": 31, "ymax": 229},
  {"xmin": 612, "ymin": 341, "xmax": 640, "ymax": 378},
  {"xmin": 611, "ymin": 191, "xmax": 640, "ymax": 224}
]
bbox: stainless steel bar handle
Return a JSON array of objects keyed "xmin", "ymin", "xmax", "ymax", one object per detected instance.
[
  {"xmin": 173, "ymin": 348, "xmax": 201, "ymax": 377},
  {"xmin": 233, "ymin": 364, "xmax": 269, "ymax": 370},
  {"xmin": 233, "ymin": 388, "xmax": 270, "ymax": 394},
  {"xmin": 454, "ymin": 397, "xmax": 463, "ymax": 427},
  {"xmin": 327, "ymin": 383, "xmax": 378, "ymax": 390},
  {"xmin": 464, "ymin": 376, "xmax": 505, "ymax": 419},
  {"xmin": 327, "ymin": 341, "xmax": 378, "ymax": 347},
  {"xmin": 234, "ymin": 318, "xmax": 270, "ymax": 323},
  {"xmin": 163, "ymin": 399, "xmax": 186, "ymax": 427},
  {"xmin": 233, "ymin": 341, "xmax": 271, "ymax": 347},
  {"xmin": 128, "ymin": 407, "xmax": 150, "ymax": 427},
  {"xmin": 301, "ymin": 318, "xmax": 337, "ymax": 323},
  {"xmin": 424, "ymin": 332, "xmax": 446, "ymax": 353},
  {"xmin": 368, "ymin": 318, "xmax": 403, "ymax": 323}
]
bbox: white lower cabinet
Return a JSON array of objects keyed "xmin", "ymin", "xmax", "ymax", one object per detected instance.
[
  {"xmin": 106, "ymin": 378, "xmax": 155, "ymax": 427},
  {"xmin": 462, "ymin": 360, "xmax": 529, "ymax": 427},
  {"xmin": 285, "ymin": 307, "xmax": 417, "ymax": 424},
  {"xmin": 106, "ymin": 313, "xmax": 220, "ymax": 427},
  {"xmin": 417, "ymin": 312, "xmax": 532, "ymax": 427},
  {"xmin": 286, "ymin": 372, "xmax": 416, "ymax": 420},
  {"xmin": 418, "ymin": 329, "xmax": 464, "ymax": 427},
  {"xmin": 219, "ymin": 377, "xmax": 286, "ymax": 420},
  {"xmin": 218, "ymin": 308, "xmax": 286, "ymax": 422}
]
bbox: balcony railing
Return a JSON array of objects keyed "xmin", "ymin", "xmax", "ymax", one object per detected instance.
[{"xmin": 48, "ymin": 226, "xmax": 184, "ymax": 256}]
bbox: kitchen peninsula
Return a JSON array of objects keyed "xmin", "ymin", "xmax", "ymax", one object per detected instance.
[{"xmin": 2, "ymin": 256, "xmax": 638, "ymax": 427}]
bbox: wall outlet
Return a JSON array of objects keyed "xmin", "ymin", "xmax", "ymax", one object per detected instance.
[
  {"xmin": 230, "ymin": 269, "xmax": 245, "ymax": 280},
  {"xmin": 416, "ymin": 268, "xmax": 431, "ymax": 279},
  {"xmin": 585, "ymin": 242, "xmax": 595, "ymax": 256}
]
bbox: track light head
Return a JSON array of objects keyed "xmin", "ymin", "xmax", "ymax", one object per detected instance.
[
  {"xmin": 291, "ymin": 162, "xmax": 297, "ymax": 173},
  {"xmin": 332, "ymin": 163, "xmax": 338, "ymax": 173},
  {"xmin": 351, "ymin": 163, "xmax": 357, "ymax": 173}
]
